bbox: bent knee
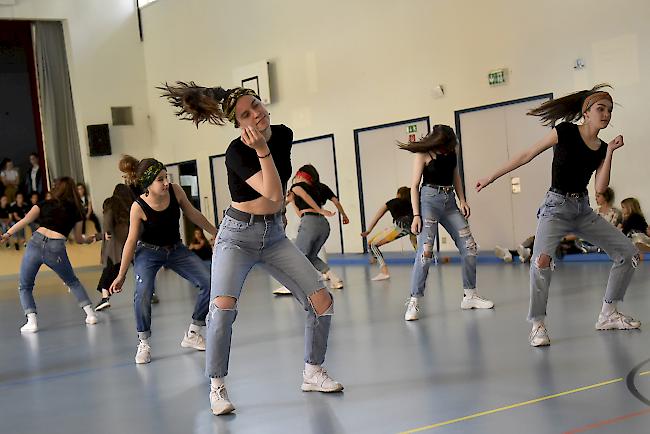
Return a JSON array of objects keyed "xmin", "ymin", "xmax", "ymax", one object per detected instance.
[
  {"xmin": 535, "ymin": 253, "xmax": 552, "ymax": 269},
  {"xmin": 213, "ymin": 295, "xmax": 237, "ymax": 310},
  {"xmin": 309, "ymin": 288, "xmax": 333, "ymax": 316}
]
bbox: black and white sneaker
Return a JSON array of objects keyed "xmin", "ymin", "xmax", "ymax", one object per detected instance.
[{"xmin": 94, "ymin": 298, "xmax": 111, "ymax": 311}]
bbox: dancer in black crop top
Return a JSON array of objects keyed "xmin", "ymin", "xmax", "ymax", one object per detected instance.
[
  {"xmin": 109, "ymin": 155, "xmax": 217, "ymax": 365},
  {"xmin": 160, "ymin": 83, "xmax": 342, "ymax": 416},
  {"xmin": 400, "ymin": 124, "xmax": 494, "ymax": 322},
  {"xmin": 1, "ymin": 177, "xmax": 98, "ymax": 333},
  {"xmin": 477, "ymin": 84, "xmax": 640, "ymax": 347}
]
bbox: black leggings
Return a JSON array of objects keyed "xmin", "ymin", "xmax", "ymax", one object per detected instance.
[{"xmin": 97, "ymin": 258, "xmax": 120, "ymax": 293}]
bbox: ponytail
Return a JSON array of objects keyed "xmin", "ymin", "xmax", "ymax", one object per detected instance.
[{"xmin": 528, "ymin": 83, "xmax": 612, "ymax": 126}]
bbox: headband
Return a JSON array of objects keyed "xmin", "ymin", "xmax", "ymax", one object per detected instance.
[
  {"xmin": 224, "ymin": 88, "xmax": 260, "ymax": 124},
  {"xmin": 582, "ymin": 91, "xmax": 613, "ymax": 114},
  {"xmin": 296, "ymin": 170, "xmax": 313, "ymax": 184},
  {"xmin": 139, "ymin": 161, "xmax": 165, "ymax": 188}
]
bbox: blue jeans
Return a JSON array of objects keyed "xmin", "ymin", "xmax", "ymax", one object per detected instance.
[
  {"xmin": 206, "ymin": 208, "xmax": 331, "ymax": 378},
  {"xmin": 410, "ymin": 186, "xmax": 477, "ymax": 297},
  {"xmin": 529, "ymin": 191, "xmax": 638, "ymax": 321},
  {"xmin": 133, "ymin": 241, "xmax": 211, "ymax": 339},
  {"xmin": 294, "ymin": 214, "xmax": 331, "ymax": 273},
  {"xmin": 19, "ymin": 232, "xmax": 92, "ymax": 314}
]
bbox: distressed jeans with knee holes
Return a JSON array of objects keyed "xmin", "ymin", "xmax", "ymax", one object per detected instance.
[
  {"xmin": 19, "ymin": 232, "xmax": 92, "ymax": 314},
  {"xmin": 528, "ymin": 191, "xmax": 639, "ymax": 321},
  {"xmin": 206, "ymin": 211, "xmax": 332, "ymax": 378},
  {"xmin": 410, "ymin": 186, "xmax": 477, "ymax": 297}
]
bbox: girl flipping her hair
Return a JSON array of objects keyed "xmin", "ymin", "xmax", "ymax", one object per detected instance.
[
  {"xmin": 109, "ymin": 155, "xmax": 217, "ymax": 364},
  {"xmin": 1, "ymin": 177, "xmax": 98, "ymax": 332},
  {"xmin": 476, "ymin": 84, "xmax": 640, "ymax": 347},
  {"xmin": 400, "ymin": 124, "xmax": 494, "ymax": 322},
  {"xmin": 160, "ymin": 82, "xmax": 342, "ymax": 416}
]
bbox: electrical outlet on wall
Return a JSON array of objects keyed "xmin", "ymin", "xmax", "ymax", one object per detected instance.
[{"xmin": 441, "ymin": 236, "xmax": 447, "ymax": 244}]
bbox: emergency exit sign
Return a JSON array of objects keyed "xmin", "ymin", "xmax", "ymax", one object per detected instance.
[
  {"xmin": 407, "ymin": 125, "xmax": 417, "ymax": 133},
  {"xmin": 488, "ymin": 69, "xmax": 507, "ymax": 86}
]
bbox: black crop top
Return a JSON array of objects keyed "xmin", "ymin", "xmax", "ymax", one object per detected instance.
[
  {"xmin": 37, "ymin": 200, "xmax": 83, "ymax": 236},
  {"xmin": 551, "ymin": 122, "xmax": 607, "ymax": 193},
  {"xmin": 225, "ymin": 124, "xmax": 293, "ymax": 202},
  {"xmin": 386, "ymin": 198, "xmax": 412, "ymax": 223},
  {"xmin": 136, "ymin": 185, "xmax": 181, "ymax": 246},
  {"xmin": 291, "ymin": 182, "xmax": 336, "ymax": 211},
  {"xmin": 422, "ymin": 151, "xmax": 457, "ymax": 186}
]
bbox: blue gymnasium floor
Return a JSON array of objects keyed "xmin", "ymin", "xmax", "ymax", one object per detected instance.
[{"xmin": 0, "ymin": 255, "xmax": 649, "ymax": 434}]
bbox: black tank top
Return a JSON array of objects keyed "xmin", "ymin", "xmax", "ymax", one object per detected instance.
[
  {"xmin": 136, "ymin": 185, "xmax": 181, "ymax": 246},
  {"xmin": 422, "ymin": 151, "xmax": 456, "ymax": 186}
]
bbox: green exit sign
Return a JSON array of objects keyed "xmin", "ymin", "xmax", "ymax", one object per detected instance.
[
  {"xmin": 488, "ymin": 69, "xmax": 507, "ymax": 86},
  {"xmin": 407, "ymin": 125, "xmax": 417, "ymax": 133}
]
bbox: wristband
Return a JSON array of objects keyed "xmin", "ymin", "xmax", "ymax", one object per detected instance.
[
  {"xmin": 413, "ymin": 214, "xmax": 421, "ymax": 217},
  {"xmin": 257, "ymin": 151, "xmax": 271, "ymax": 159}
]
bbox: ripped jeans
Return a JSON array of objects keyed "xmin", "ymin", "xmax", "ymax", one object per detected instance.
[
  {"xmin": 528, "ymin": 191, "xmax": 639, "ymax": 321},
  {"xmin": 410, "ymin": 186, "xmax": 477, "ymax": 297},
  {"xmin": 133, "ymin": 241, "xmax": 211, "ymax": 339},
  {"xmin": 19, "ymin": 232, "xmax": 92, "ymax": 314},
  {"xmin": 206, "ymin": 208, "xmax": 331, "ymax": 378}
]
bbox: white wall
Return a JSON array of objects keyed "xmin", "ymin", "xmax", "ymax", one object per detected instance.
[
  {"xmin": 3, "ymin": 0, "xmax": 649, "ymax": 252},
  {"xmin": 0, "ymin": 0, "xmax": 152, "ymax": 213},
  {"xmin": 139, "ymin": 0, "xmax": 650, "ymax": 252}
]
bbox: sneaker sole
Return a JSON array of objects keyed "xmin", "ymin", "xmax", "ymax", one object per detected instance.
[
  {"xmin": 460, "ymin": 304, "xmax": 494, "ymax": 310},
  {"xmin": 301, "ymin": 383, "xmax": 344, "ymax": 393},
  {"xmin": 595, "ymin": 324, "xmax": 641, "ymax": 330},
  {"xmin": 20, "ymin": 327, "xmax": 38, "ymax": 333},
  {"xmin": 94, "ymin": 303, "xmax": 110, "ymax": 311},
  {"xmin": 212, "ymin": 404, "xmax": 235, "ymax": 416},
  {"xmin": 135, "ymin": 358, "xmax": 151, "ymax": 364},
  {"xmin": 330, "ymin": 283, "xmax": 344, "ymax": 289},
  {"xmin": 180, "ymin": 341, "xmax": 206, "ymax": 351},
  {"xmin": 404, "ymin": 316, "xmax": 419, "ymax": 321},
  {"xmin": 530, "ymin": 340, "xmax": 550, "ymax": 347}
]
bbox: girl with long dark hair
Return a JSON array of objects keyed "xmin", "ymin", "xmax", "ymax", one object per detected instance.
[
  {"xmin": 160, "ymin": 82, "xmax": 342, "ymax": 416},
  {"xmin": 1, "ymin": 177, "xmax": 98, "ymax": 332},
  {"xmin": 477, "ymin": 84, "xmax": 640, "ymax": 346},
  {"xmin": 401, "ymin": 125, "xmax": 494, "ymax": 321},
  {"xmin": 76, "ymin": 182, "xmax": 102, "ymax": 235},
  {"xmin": 109, "ymin": 155, "xmax": 217, "ymax": 364}
]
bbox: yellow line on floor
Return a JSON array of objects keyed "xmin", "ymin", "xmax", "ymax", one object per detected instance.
[{"xmin": 399, "ymin": 370, "xmax": 650, "ymax": 433}]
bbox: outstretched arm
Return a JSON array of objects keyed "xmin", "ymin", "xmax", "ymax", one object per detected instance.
[
  {"xmin": 475, "ymin": 128, "xmax": 557, "ymax": 192},
  {"xmin": 361, "ymin": 204, "xmax": 388, "ymax": 237}
]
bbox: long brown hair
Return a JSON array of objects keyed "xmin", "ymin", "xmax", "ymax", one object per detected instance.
[
  {"xmin": 621, "ymin": 197, "xmax": 644, "ymax": 219},
  {"xmin": 527, "ymin": 83, "xmax": 612, "ymax": 126},
  {"xmin": 398, "ymin": 124, "xmax": 457, "ymax": 154},
  {"xmin": 106, "ymin": 183, "xmax": 136, "ymax": 225},
  {"xmin": 50, "ymin": 177, "xmax": 83, "ymax": 214}
]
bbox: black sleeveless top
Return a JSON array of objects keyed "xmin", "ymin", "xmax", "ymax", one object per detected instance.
[
  {"xmin": 136, "ymin": 185, "xmax": 181, "ymax": 246},
  {"xmin": 422, "ymin": 151, "xmax": 457, "ymax": 186},
  {"xmin": 551, "ymin": 122, "xmax": 607, "ymax": 193}
]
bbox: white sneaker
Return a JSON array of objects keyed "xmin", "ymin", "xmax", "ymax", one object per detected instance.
[
  {"xmin": 321, "ymin": 272, "xmax": 330, "ymax": 281},
  {"xmin": 371, "ymin": 273, "xmax": 390, "ymax": 281},
  {"xmin": 404, "ymin": 297, "xmax": 420, "ymax": 321},
  {"xmin": 461, "ymin": 294, "xmax": 494, "ymax": 309},
  {"xmin": 210, "ymin": 384, "xmax": 235, "ymax": 415},
  {"xmin": 301, "ymin": 367, "xmax": 343, "ymax": 392},
  {"xmin": 180, "ymin": 331, "xmax": 206, "ymax": 351},
  {"xmin": 20, "ymin": 318, "xmax": 38, "ymax": 333},
  {"xmin": 529, "ymin": 324, "xmax": 551, "ymax": 347},
  {"xmin": 135, "ymin": 341, "xmax": 151, "ymax": 364},
  {"xmin": 494, "ymin": 246, "xmax": 513, "ymax": 263},
  {"xmin": 595, "ymin": 311, "xmax": 641, "ymax": 330},
  {"xmin": 326, "ymin": 270, "xmax": 344, "ymax": 289},
  {"xmin": 272, "ymin": 286, "xmax": 292, "ymax": 295},
  {"xmin": 85, "ymin": 313, "xmax": 98, "ymax": 325},
  {"xmin": 516, "ymin": 245, "xmax": 532, "ymax": 263}
]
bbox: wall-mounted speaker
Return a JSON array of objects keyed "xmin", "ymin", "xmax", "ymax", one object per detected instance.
[{"xmin": 87, "ymin": 124, "xmax": 111, "ymax": 156}]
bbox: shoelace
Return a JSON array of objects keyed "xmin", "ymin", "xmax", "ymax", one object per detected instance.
[
  {"xmin": 405, "ymin": 299, "xmax": 419, "ymax": 311},
  {"xmin": 138, "ymin": 342, "xmax": 151, "ymax": 352},
  {"xmin": 211, "ymin": 385, "xmax": 228, "ymax": 400},
  {"xmin": 530, "ymin": 325, "xmax": 547, "ymax": 339}
]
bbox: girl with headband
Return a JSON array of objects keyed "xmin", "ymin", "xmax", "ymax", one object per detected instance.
[
  {"xmin": 476, "ymin": 84, "xmax": 640, "ymax": 347},
  {"xmin": 109, "ymin": 155, "xmax": 217, "ymax": 364},
  {"xmin": 1, "ymin": 177, "xmax": 98, "ymax": 333},
  {"xmin": 401, "ymin": 125, "xmax": 494, "ymax": 321},
  {"xmin": 280, "ymin": 164, "xmax": 348, "ymax": 291},
  {"xmin": 160, "ymin": 82, "xmax": 343, "ymax": 416}
]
